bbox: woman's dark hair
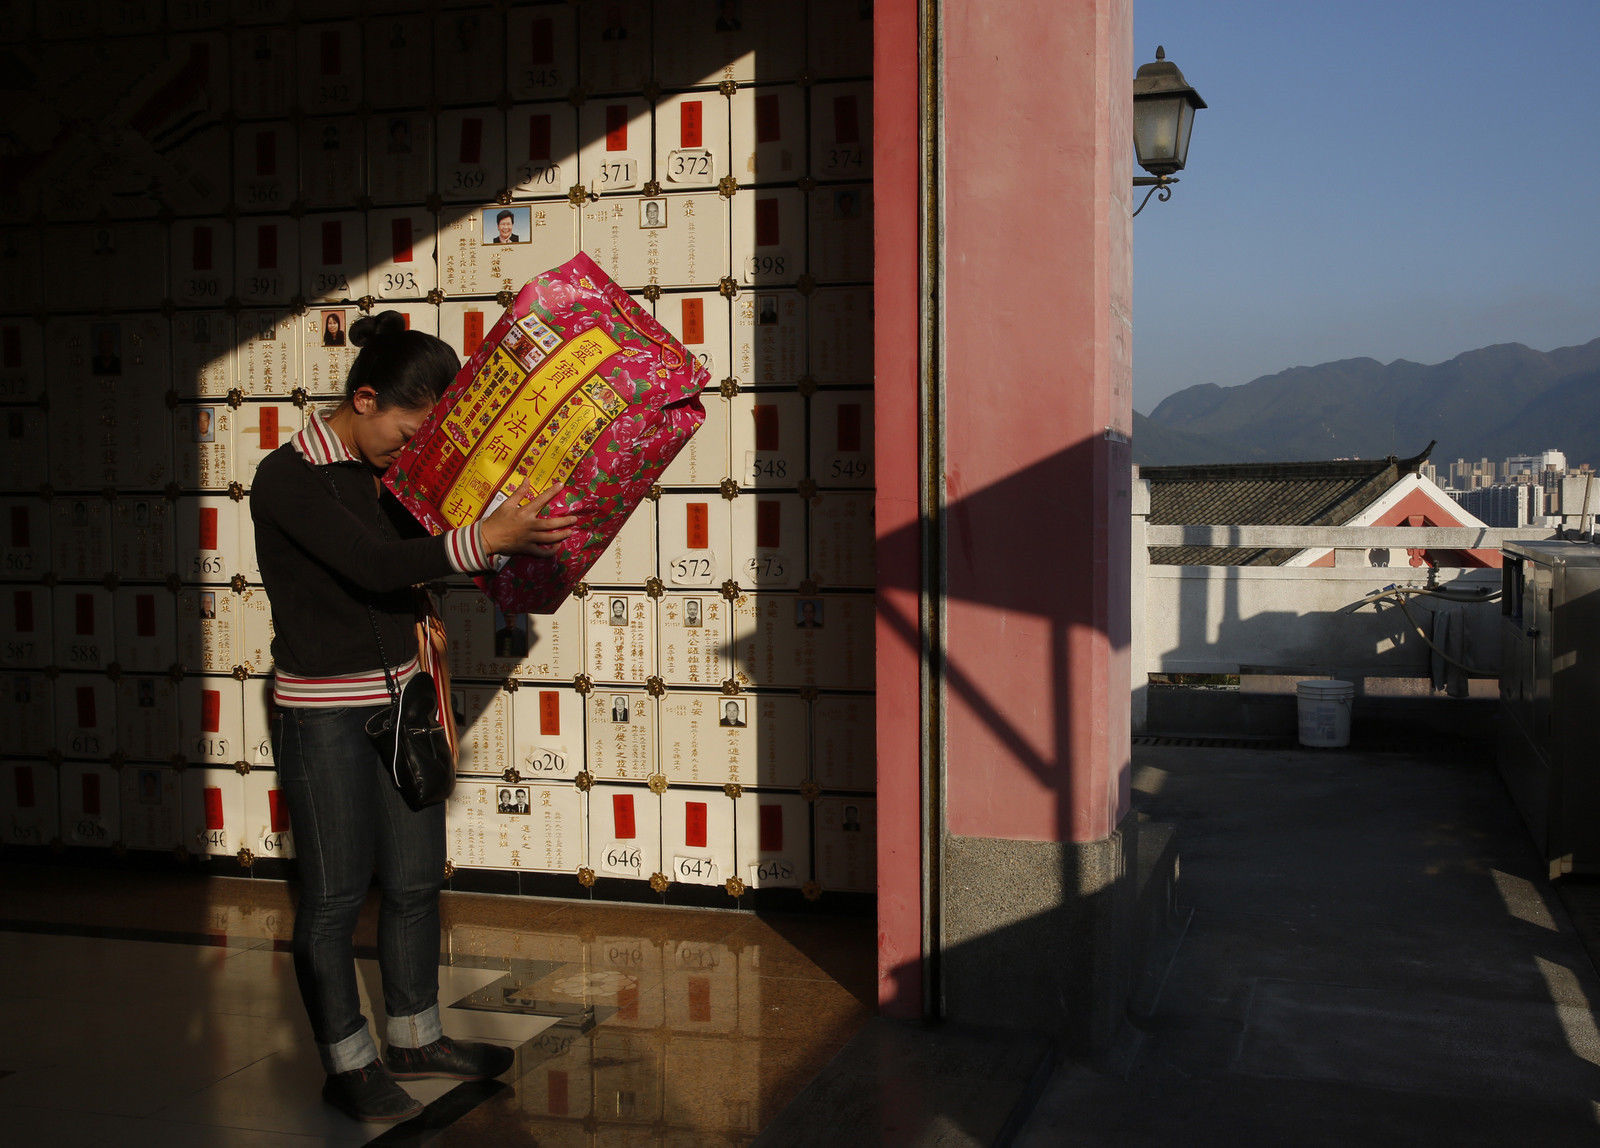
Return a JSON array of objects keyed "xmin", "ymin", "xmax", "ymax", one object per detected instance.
[{"xmin": 346, "ymin": 310, "xmax": 460, "ymax": 410}]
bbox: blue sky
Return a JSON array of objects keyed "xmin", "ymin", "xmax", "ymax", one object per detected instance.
[{"xmin": 1132, "ymin": 0, "xmax": 1600, "ymax": 412}]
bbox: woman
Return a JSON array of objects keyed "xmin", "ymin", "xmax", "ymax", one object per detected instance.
[
  {"xmin": 323, "ymin": 310, "xmax": 346, "ymax": 346},
  {"xmin": 251, "ymin": 310, "xmax": 577, "ymax": 1123}
]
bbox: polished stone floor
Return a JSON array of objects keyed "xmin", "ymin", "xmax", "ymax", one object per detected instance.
[{"xmin": 0, "ymin": 864, "xmax": 874, "ymax": 1145}]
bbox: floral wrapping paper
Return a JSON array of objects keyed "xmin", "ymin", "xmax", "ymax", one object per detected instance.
[{"xmin": 385, "ymin": 253, "xmax": 709, "ymax": 613}]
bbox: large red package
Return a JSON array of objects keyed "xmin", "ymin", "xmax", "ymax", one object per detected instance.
[{"xmin": 385, "ymin": 253, "xmax": 709, "ymax": 613}]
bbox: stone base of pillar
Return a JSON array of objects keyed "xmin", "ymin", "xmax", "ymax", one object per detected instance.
[{"xmin": 941, "ymin": 811, "xmax": 1182, "ymax": 1066}]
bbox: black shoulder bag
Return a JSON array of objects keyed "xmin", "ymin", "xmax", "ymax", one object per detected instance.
[{"xmin": 320, "ymin": 465, "xmax": 455, "ymax": 811}]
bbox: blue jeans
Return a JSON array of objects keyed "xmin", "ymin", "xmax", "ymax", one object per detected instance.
[{"xmin": 273, "ymin": 704, "xmax": 447, "ymax": 1073}]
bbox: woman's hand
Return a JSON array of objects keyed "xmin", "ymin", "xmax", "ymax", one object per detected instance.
[{"xmin": 481, "ymin": 476, "xmax": 580, "ymax": 558}]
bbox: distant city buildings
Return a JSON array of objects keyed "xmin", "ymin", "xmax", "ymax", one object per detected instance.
[{"xmin": 1439, "ymin": 448, "xmax": 1596, "ymax": 527}]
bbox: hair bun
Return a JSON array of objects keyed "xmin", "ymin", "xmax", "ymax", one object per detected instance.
[{"xmin": 349, "ymin": 309, "xmax": 408, "ymax": 349}]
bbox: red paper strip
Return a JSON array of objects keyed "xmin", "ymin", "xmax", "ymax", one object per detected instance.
[
  {"xmin": 612, "ymin": 792, "xmax": 636, "ymax": 839},
  {"xmin": 833, "ymin": 94, "xmax": 861, "ymax": 145},
  {"xmin": 82, "ymin": 772, "xmax": 101, "ymax": 816},
  {"xmin": 605, "ymin": 104, "xmax": 628, "ymax": 151},
  {"xmin": 13, "ymin": 589, "xmax": 33, "ymax": 632},
  {"xmin": 198, "ymin": 506, "xmax": 218, "ymax": 550},
  {"xmin": 836, "ymin": 403, "xmax": 863, "ymax": 452},
  {"xmin": 684, "ymin": 801, "xmax": 707, "ymax": 848},
  {"xmin": 758, "ymin": 803, "xmax": 784, "ymax": 852},
  {"xmin": 75, "ymin": 593, "xmax": 94, "ymax": 636},
  {"xmin": 201, "ymin": 688, "xmax": 221, "ymax": 733},
  {"xmin": 547, "ymin": 1069, "xmax": 569, "ymax": 1115},
  {"xmin": 687, "ymin": 976, "xmax": 711, "ymax": 1022},
  {"xmin": 391, "ymin": 216, "xmax": 413, "ymax": 263},
  {"xmin": 528, "ymin": 114, "xmax": 551, "ymax": 160},
  {"xmin": 204, "ymin": 785, "xmax": 224, "ymax": 830},
  {"xmin": 751, "ymin": 404, "xmax": 779, "ymax": 451},
  {"xmin": 685, "ymin": 503, "xmax": 709, "ymax": 550},
  {"xmin": 9, "ymin": 505, "xmax": 27, "ymax": 547},
  {"xmin": 530, "ymin": 16, "xmax": 554, "ymax": 64},
  {"xmin": 756, "ymin": 500, "xmax": 781, "ymax": 549},
  {"xmin": 754, "ymin": 197, "xmax": 780, "ymax": 246},
  {"xmin": 260, "ymin": 406, "xmax": 280, "ymax": 450},
  {"xmin": 269, "ymin": 788, "xmax": 288, "ymax": 832},
  {"xmin": 680, "ymin": 298, "xmax": 704, "ymax": 345},
  {"xmin": 76, "ymin": 685, "xmax": 96, "ymax": 728},
  {"xmin": 136, "ymin": 593, "xmax": 157, "ymax": 637},
  {"xmin": 320, "ymin": 29, "xmax": 341, "ymax": 75},
  {"xmin": 755, "ymin": 94, "xmax": 781, "ymax": 143},
  {"xmin": 458, "ymin": 117, "xmax": 483, "ymax": 165},
  {"xmin": 680, "ymin": 101, "xmax": 703, "ymax": 148},
  {"xmin": 616, "ymin": 982, "xmax": 639, "ymax": 1021},
  {"xmin": 539, "ymin": 690, "xmax": 560, "ymax": 735},
  {"xmin": 255, "ymin": 130, "xmax": 276, "ymax": 177},
  {"xmin": 463, "ymin": 311, "xmax": 485, "ymax": 356},
  {"xmin": 321, "ymin": 220, "xmax": 342, "ymax": 266},
  {"xmin": 14, "ymin": 765, "xmax": 34, "ymax": 809},
  {"xmin": 257, "ymin": 224, "xmax": 278, "ymax": 271},
  {"xmin": 192, "ymin": 226, "xmax": 213, "ymax": 272}
]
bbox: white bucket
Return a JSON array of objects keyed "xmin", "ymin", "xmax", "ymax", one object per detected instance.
[{"xmin": 1297, "ymin": 680, "xmax": 1354, "ymax": 748}]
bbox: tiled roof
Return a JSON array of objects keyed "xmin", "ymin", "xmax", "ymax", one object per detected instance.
[{"xmin": 1142, "ymin": 444, "xmax": 1435, "ymax": 565}]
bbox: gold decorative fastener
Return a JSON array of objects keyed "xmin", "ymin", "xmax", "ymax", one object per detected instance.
[
  {"xmin": 799, "ymin": 686, "xmax": 819, "ymax": 702},
  {"xmin": 572, "ymin": 581, "xmax": 590, "ymax": 598},
  {"xmin": 577, "ymin": 866, "xmax": 597, "ymax": 887},
  {"xmin": 797, "ymin": 375, "xmax": 818, "ymax": 396},
  {"xmin": 800, "ymin": 780, "xmax": 821, "ymax": 801},
  {"xmin": 574, "ymin": 771, "xmax": 593, "ymax": 792},
  {"xmin": 102, "ymin": 572, "xmax": 120, "ymax": 592},
  {"xmin": 802, "ymin": 880, "xmax": 822, "ymax": 901},
  {"xmin": 567, "ymin": 184, "xmax": 589, "ymax": 206},
  {"xmin": 718, "ymin": 79, "xmax": 738, "ymax": 97},
  {"xmin": 230, "ymin": 665, "xmax": 248, "ymax": 683},
  {"xmin": 797, "ymin": 176, "xmax": 817, "ymax": 193},
  {"xmin": 108, "ymin": 751, "xmax": 126, "ymax": 769},
  {"xmin": 425, "ymin": 193, "xmax": 444, "ymax": 213},
  {"xmin": 45, "ymin": 748, "xmax": 62, "ymax": 767},
  {"xmin": 164, "ymin": 389, "xmax": 180, "ymax": 409},
  {"xmin": 226, "ymin": 388, "xmax": 244, "ymax": 409},
  {"xmin": 798, "ymin": 579, "xmax": 819, "ymax": 596},
  {"xmin": 227, "ymin": 481, "xmax": 247, "ymax": 502},
  {"xmin": 170, "ymin": 753, "xmax": 187, "ymax": 771},
  {"xmin": 645, "ymin": 577, "xmax": 664, "ymax": 599},
  {"xmin": 724, "ymin": 876, "xmax": 746, "ymax": 897},
  {"xmin": 649, "ymin": 872, "xmax": 669, "ymax": 893},
  {"xmin": 646, "ymin": 676, "xmax": 665, "ymax": 696},
  {"xmin": 718, "ymin": 175, "xmax": 739, "ymax": 198},
  {"xmin": 643, "ymin": 283, "xmax": 662, "ymax": 302},
  {"xmin": 723, "ymin": 783, "xmax": 743, "ymax": 799},
  {"xmin": 357, "ymin": 295, "xmax": 376, "ymax": 313},
  {"xmin": 720, "ymin": 678, "xmax": 742, "ymax": 696},
  {"xmin": 223, "ymin": 295, "xmax": 242, "ymax": 315},
  {"xmin": 797, "ymin": 478, "xmax": 819, "ymax": 501},
  {"xmin": 104, "ymin": 661, "xmax": 122, "ymax": 681},
  {"xmin": 642, "ymin": 79, "xmax": 662, "ymax": 102},
  {"xmin": 719, "ymin": 376, "xmax": 739, "ymax": 398},
  {"xmin": 642, "ymin": 178, "xmax": 662, "ymax": 198},
  {"xmin": 290, "ymin": 387, "xmax": 309, "ymax": 408},
  {"xmin": 573, "ymin": 673, "xmax": 593, "ymax": 696},
  {"xmin": 426, "ymin": 288, "xmax": 445, "ymax": 305},
  {"xmin": 496, "ymin": 288, "xmax": 515, "ymax": 307},
  {"xmin": 496, "ymin": 188, "xmax": 514, "ymax": 205},
  {"xmin": 502, "ymin": 767, "xmax": 522, "ymax": 783},
  {"xmin": 566, "ymin": 86, "xmax": 586, "ymax": 108},
  {"xmin": 646, "ymin": 485, "xmax": 662, "ymax": 502},
  {"xmin": 230, "ymin": 574, "xmax": 248, "ymax": 593},
  {"xmin": 233, "ymin": 759, "xmax": 250, "ymax": 774},
  {"xmin": 796, "ymin": 274, "xmax": 816, "ymax": 297},
  {"xmin": 289, "ymin": 294, "xmax": 308, "ymax": 316},
  {"xmin": 647, "ymin": 773, "xmax": 669, "ymax": 795},
  {"xmin": 167, "ymin": 662, "xmax": 185, "ymax": 682},
  {"xmin": 720, "ymin": 581, "xmax": 741, "ymax": 602},
  {"xmin": 720, "ymin": 478, "xmax": 740, "ymax": 500},
  {"xmin": 718, "ymin": 276, "xmax": 738, "ymax": 299},
  {"xmin": 443, "ymin": 859, "xmax": 456, "ymax": 879},
  {"xmin": 164, "ymin": 572, "xmax": 182, "ymax": 593},
  {"xmin": 237, "ymin": 848, "xmax": 255, "ymax": 869},
  {"xmin": 502, "ymin": 676, "xmax": 519, "ymax": 692}
]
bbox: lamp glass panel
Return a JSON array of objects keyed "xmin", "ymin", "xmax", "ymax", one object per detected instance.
[
  {"xmin": 1172, "ymin": 102, "xmax": 1195, "ymax": 170},
  {"xmin": 1133, "ymin": 95, "xmax": 1184, "ymax": 168}
]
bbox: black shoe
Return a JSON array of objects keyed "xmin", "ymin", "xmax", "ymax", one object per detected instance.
[
  {"xmin": 321, "ymin": 1059, "xmax": 424, "ymax": 1123},
  {"xmin": 385, "ymin": 1035, "xmax": 514, "ymax": 1081}
]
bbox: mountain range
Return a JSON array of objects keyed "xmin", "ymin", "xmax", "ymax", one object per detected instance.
[{"xmin": 1134, "ymin": 336, "xmax": 1600, "ymax": 468}]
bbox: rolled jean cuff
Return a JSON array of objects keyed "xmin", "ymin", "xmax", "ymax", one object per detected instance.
[
  {"xmin": 386, "ymin": 1003, "xmax": 443, "ymax": 1049},
  {"xmin": 320, "ymin": 1024, "xmax": 379, "ymax": 1074}
]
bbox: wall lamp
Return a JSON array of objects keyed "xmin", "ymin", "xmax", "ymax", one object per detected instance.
[{"xmin": 1133, "ymin": 46, "xmax": 1206, "ymax": 217}]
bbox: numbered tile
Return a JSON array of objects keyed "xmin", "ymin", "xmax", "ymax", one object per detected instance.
[
  {"xmin": 662, "ymin": 789, "xmax": 734, "ymax": 889},
  {"xmin": 233, "ymin": 310, "xmax": 300, "ymax": 397},
  {"xmin": 586, "ymin": 592, "xmax": 655, "ymax": 683},
  {"xmin": 0, "ymin": 229, "xmax": 43, "ymax": 314},
  {"xmin": 437, "ymin": 202, "xmax": 578, "ymax": 297},
  {"xmin": 730, "ymin": 393, "xmax": 804, "ymax": 489},
  {"xmin": 234, "ymin": 401, "xmax": 305, "ymax": 486},
  {"xmin": 299, "ymin": 21, "xmax": 361, "ymax": 114},
  {"xmin": 238, "ymin": 587, "xmax": 273, "ymax": 673},
  {"xmin": 814, "ymin": 796, "xmax": 874, "ymax": 892},
  {"xmin": 179, "ymin": 678, "xmax": 244, "ymax": 766},
  {"xmin": 121, "ymin": 764, "xmax": 182, "ymax": 850},
  {"xmin": 808, "ymin": 184, "xmax": 872, "ymax": 283},
  {"xmin": 240, "ymin": 677, "xmax": 276, "ymax": 769},
  {"xmin": 172, "ymin": 311, "xmax": 235, "ymax": 398},
  {"xmin": 1, "ymin": 672, "xmax": 53, "ymax": 757},
  {"xmin": 808, "ymin": 0, "xmax": 875, "ymax": 79},
  {"xmin": 300, "ymin": 213, "xmax": 368, "ymax": 304},
  {"xmin": 245, "ymin": 768, "xmax": 295, "ymax": 861},
  {"xmin": 729, "ymin": 592, "xmax": 873, "ymax": 689},
  {"xmin": 176, "ymin": 586, "xmax": 239, "ymax": 674},
  {"xmin": 810, "ymin": 391, "xmax": 874, "ymax": 489},
  {"xmin": 578, "ymin": 97, "xmax": 648, "ymax": 194},
  {"xmin": 111, "ymin": 499, "xmax": 173, "ymax": 586},
  {"xmin": 657, "ymin": 292, "xmax": 731, "ymax": 387},
  {"xmin": 231, "ymin": 26, "xmax": 295, "ymax": 117},
  {"xmin": 171, "ymin": 221, "xmax": 233, "ymax": 307},
  {"xmin": 730, "ymin": 495, "xmax": 805, "ymax": 590},
  {"xmin": 737, "ymin": 793, "xmax": 809, "ymax": 888},
  {"xmin": 0, "ymin": 498, "xmax": 48, "ymax": 581},
  {"xmin": 811, "ymin": 83, "xmax": 872, "ymax": 181},
  {"xmin": 300, "ymin": 116, "xmax": 366, "ymax": 208},
  {"xmin": 46, "ymin": 224, "xmax": 166, "ymax": 312},
  {"xmin": 181, "ymin": 765, "xmax": 245, "ymax": 856},
  {"xmin": 730, "ymin": 85, "xmax": 807, "ymax": 185},
  {"xmin": 507, "ymin": 3, "xmax": 575, "ymax": 101},
  {"xmin": 586, "ymin": 689, "xmax": 655, "ymax": 781},
  {"xmin": 364, "ymin": 16, "xmax": 433, "ymax": 110},
  {"xmin": 588, "ymin": 784, "xmax": 661, "ymax": 880},
  {"xmin": 53, "ymin": 588, "xmax": 113, "ymax": 672},
  {"xmin": 0, "ymin": 319, "xmax": 41, "ymax": 404},
  {"xmin": 443, "ymin": 587, "xmax": 583, "ymax": 681},
  {"xmin": 174, "ymin": 403, "xmax": 234, "ymax": 491},
  {"xmin": 810, "ymin": 492, "xmax": 875, "ymax": 588},
  {"xmin": 114, "ymin": 588, "xmax": 178, "ymax": 673},
  {"xmin": 655, "ymin": 92, "xmax": 730, "ymax": 190},
  {"xmin": 586, "ymin": 931, "xmax": 664, "ymax": 1030},
  {"xmin": 0, "ymin": 761, "xmax": 59, "ymax": 846},
  {"xmin": 585, "ymin": 192, "xmax": 728, "ymax": 290},
  {"xmin": 60, "ymin": 763, "xmax": 118, "ymax": 848},
  {"xmin": 117, "ymin": 676, "xmax": 179, "ymax": 761},
  {"xmin": 367, "ymin": 208, "xmax": 437, "ymax": 301},
  {"xmin": 370, "ymin": 301, "xmax": 440, "ymax": 339},
  {"xmin": 301, "ymin": 305, "xmax": 361, "ymax": 397},
  {"xmin": 510, "ymin": 684, "xmax": 584, "ymax": 782},
  {"xmin": 53, "ymin": 674, "xmax": 116, "ymax": 760},
  {"xmin": 653, "ymin": 0, "xmax": 804, "ymax": 87},
  {"xmin": 577, "ymin": 0, "xmax": 650, "ymax": 94},
  {"xmin": 0, "ymin": 409, "xmax": 49, "ymax": 490},
  {"xmin": 368, "ymin": 113, "xmax": 434, "ymax": 205},
  {"xmin": 589, "ymin": 498, "xmax": 656, "ymax": 585},
  {"xmin": 175, "ymin": 496, "xmax": 240, "ymax": 583},
  {"xmin": 1, "ymin": 587, "xmax": 51, "ymax": 669},
  {"xmin": 435, "ymin": 8, "xmax": 504, "ymax": 105},
  {"xmin": 453, "ymin": 683, "xmax": 513, "ymax": 776},
  {"xmin": 437, "ymin": 302, "xmax": 495, "ymax": 364},
  {"xmin": 508, "ymin": 103, "xmax": 576, "ymax": 199},
  {"xmin": 439, "ymin": 109, "xmax": 507, "ymax": 202},
  {"xmin": 445, "ymin": 780, "xmax": 583, "ymax": 873},
  {"xmin": 657, "ymin": 496, "xmax": 731, "ymax": 590},
  {"xmin": 661, "ymin": 692, "xmax": 807, "ymax": 788},
  {"xmin": 657, "ymin": 592, "xmax": 728, "ymax": 688},
  {"xmin": 808, "ymin": 287, "xmax": 873, "ymax": 384},
  {"xmin": 659, "ymin": 394, "xmax": 730, "ymax": 487},
  {"xmin": 165, "ymin": 124, "xmax": 234, "ymax": 217},
  {"xmin": 50, "ymin": 499, "xmax": 109, "ymax": 579},
  {"xmin": 233, "ymin": 124, "xmax": 297, "ymax": 214},
  {"xmin": 234, "ymin": 218, "xmax": 298, "ymax": 307},
  {"xmin": 732, "ymin": 189, "xmax": 804, "ymax": 287}
]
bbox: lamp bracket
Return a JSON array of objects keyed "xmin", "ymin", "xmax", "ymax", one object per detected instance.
[{"xmin": 1132, "ymin": 175, "xmax": 1177, "ymax": 218}]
